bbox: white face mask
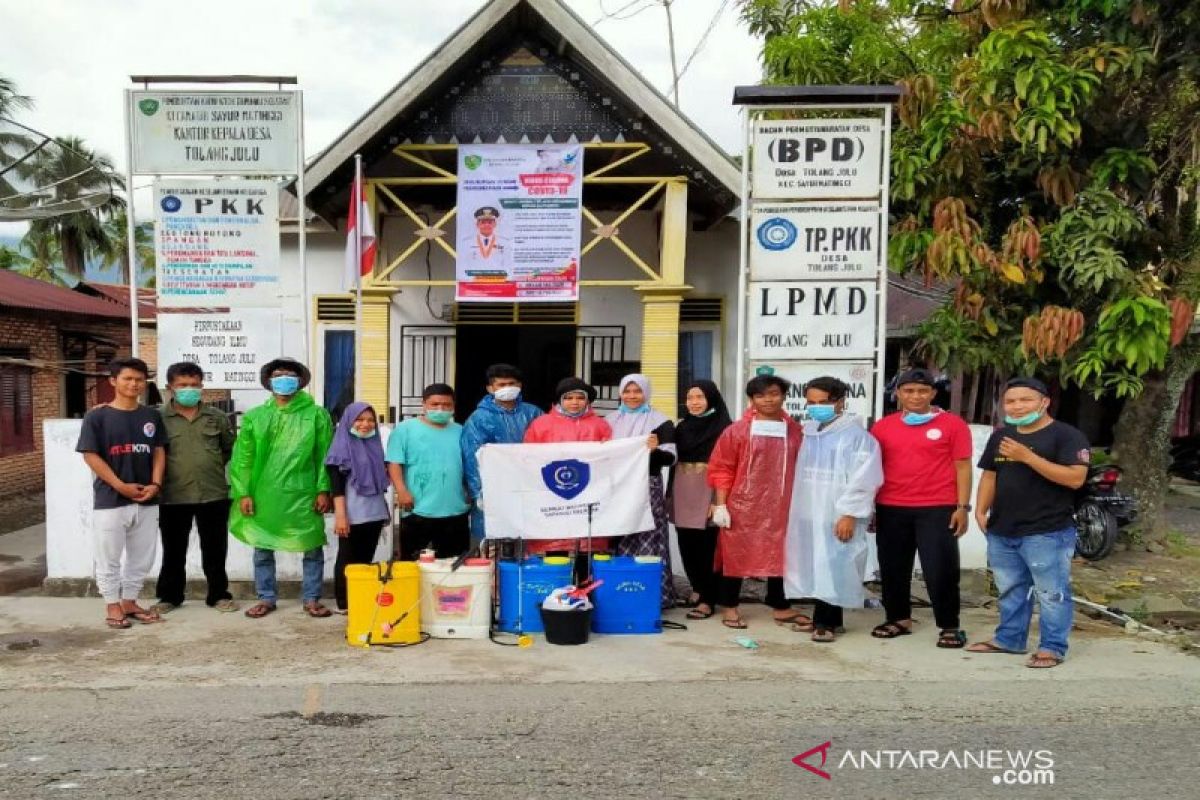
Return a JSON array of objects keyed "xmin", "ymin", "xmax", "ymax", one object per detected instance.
[{"xmin": 493, "ymin": 386, "xmax": 521, "ymax": 402}]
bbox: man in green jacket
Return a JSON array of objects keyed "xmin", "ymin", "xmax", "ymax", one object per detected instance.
[{"xmin": 229, "ymin": 358, "xmax": 334, "ymax": 619}]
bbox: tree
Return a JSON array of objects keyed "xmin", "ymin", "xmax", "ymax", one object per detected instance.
[
  {"xmin": 2, "ymin": 229, "xmax": 69, "ymax": 287},
  {"xmin": 0, "ymin": 75, "xmax": 33, "ymax": 119},
  {"xmin": 103, "ymin": 210, "xmax": 156, "ymax": 288},
  {"xmin": 740, "ymin": 0, "xmax": 1200, "ymax": 539},
  {"xmin": 24, "ymin": 136, "xmax": 124, "ymax": 279}
]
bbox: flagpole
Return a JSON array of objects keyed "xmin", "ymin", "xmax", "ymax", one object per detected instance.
[{"xmin": 354, "ymin": 153, "xmax": 364, "ymax": 402}]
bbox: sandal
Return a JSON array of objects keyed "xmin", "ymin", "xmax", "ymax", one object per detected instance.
[
  {"xmin": 244, "ymin": 602, "xmax": 276, "ymax": 619},
  {"xmin": 686, "ymin": 604, "xmax": 714, "ymax": 620},
  {"xmin": 811, "ymin": 626, "xmax": 836, "ymax": 643},
  {"xmin": 773, "ymin": 611, "xmax": 813, "ymax": 628},
  {"xmin": 122, "ymin": 606, "xmax": 164, "ymax": 624},
  {"xmin": 105, "ymin": 614, "xmax": 131, "ymax": 629},
  {"xmin": 304, "ymin": 602, "xmax": 333, "ymax": 618},
  {"xmin": 721, "ymin": 616, "xmax": 748, "ymax": 629},
  {"xmin": 213, "ymin": 599, "xmax": 240, "ymax": 613},
  {"xmin": 966, "ymin": 640, "xmax": 1026, "ymax": 655},
  {"xmin": 871, "ymin": 621, "xmax": 912, "ymax": 639},
  {"xmin": 677, "ymin": 595, "xmax": 702, "ymax": 609},
  {"xmin": 1025, "ymin": 652, "xmax": 1063, "ymax": 669},
  {"xmin": 937, "ymin": 629, "xmax": 967, "ymax": 649}
]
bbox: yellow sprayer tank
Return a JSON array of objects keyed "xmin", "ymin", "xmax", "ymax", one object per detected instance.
[{"xmin": 345, "ymin": 561, "xmax": 421, "ymax": 647}]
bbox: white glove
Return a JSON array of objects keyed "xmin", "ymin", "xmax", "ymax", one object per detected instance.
[{"xmin": 710, "ymin": 504, "xmax": 731, "ymax": 529}]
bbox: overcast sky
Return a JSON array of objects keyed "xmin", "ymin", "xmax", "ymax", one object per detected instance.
[{"xmin": 4, "ymin": 0, "xmax": 762, "ymax": 221}]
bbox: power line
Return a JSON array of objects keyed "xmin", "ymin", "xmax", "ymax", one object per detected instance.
[
  {"xmin": 674, "ymin": 0, "xmax": 731, "ymax": 85},
  {"xmin": 593, "ymin": 0, "xmax": 655, "ymax": 25}
]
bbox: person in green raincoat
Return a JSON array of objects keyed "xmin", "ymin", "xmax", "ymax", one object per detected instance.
[{"xmin": 229, "ymin": 358, "xmax": 335, "ymax": 619}]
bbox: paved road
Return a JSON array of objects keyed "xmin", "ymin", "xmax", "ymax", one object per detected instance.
[{"xmin": 2, "ymin": 678, "xmax": 1197, "ymax": 799}]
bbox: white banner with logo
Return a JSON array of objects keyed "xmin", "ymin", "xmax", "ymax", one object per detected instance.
[
  {"xmin": 455, "ymin": 144, "xmax": 582, "ymax": 302},
  {"xmin": 157, "ymin": 309, "xmax": 282, "ymax": 390},
  {"xmin": 130, "ymin": 91, "xmax": 300, "ymax": 175},
  {"xmin": 477, "ymin": 437, "xmax": 652, "ymax": 539},
  {"xmin": 751, "ymin": 203, "xmax": 881, "ymax": 280},
  {"xmin": 153, "ymin": 179, "xmax": 280, "ymax": 308},
  {"xmin": 752, "ymin": 118, "xmax": 882, "ymax": 199},
  {"xmin": 748, "ymin": 280, "xmax": 877, "ymax": 360}
]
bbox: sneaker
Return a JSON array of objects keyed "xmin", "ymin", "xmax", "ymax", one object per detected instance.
[
  {"xmin": 149, "ymin": 602, "xmax": 179, "ymax": 615},
  {"xmin": 212, "ymin": 599, "xmax": 240, "ymax": 613}
]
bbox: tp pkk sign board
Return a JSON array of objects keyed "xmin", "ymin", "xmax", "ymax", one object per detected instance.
[
  {"xmin": 752, "ymin": 118, "xmax": 882, "ymax": 200},
  {"xmin": 153, "ymin": 180, "xmax": 280, "ymax": 308},
  {"xmin": 752, "ymin": 361, "xmax": 877, "ymax": 423},
  {"xmin": 157, "ymin": 309, "xmax": 282, "ymax": 390},
  {"xmin": 130, "ymin": 91, "xmax": 299, "ymax": 175},
  {"xmin": 751, "ymin": 202, "xmax": 881, "ymax": 280},
  {"xmin": 747, "ymin": 280, "xmax": 877, "ymax": 361}
]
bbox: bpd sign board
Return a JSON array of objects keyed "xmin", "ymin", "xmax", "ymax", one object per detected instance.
[
  {"xmin": 748, "ymin": 281, "xmax": 877, "ymax": 360},
  {"xmin": 751, "ymin": 202, "xmax": 881, "ymax": 280},
  {"xmin": 130, "ymin": 91, "xmax": 299, "ymax": 175},
  {"xmin": 752, "ymin": 118, "xmax": 882, "ymax": 199}
]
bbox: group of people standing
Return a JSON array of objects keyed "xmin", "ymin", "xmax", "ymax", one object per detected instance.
[{"xmin": 78, "ymin": 357, "xmax": 1090, "ymax": 668}]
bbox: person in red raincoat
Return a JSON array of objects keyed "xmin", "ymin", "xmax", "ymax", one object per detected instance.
[
  {"xmin": 522, "ymin": 377, "xmax": 612, "ymax": 555},
  {"xmin": 707, "ymin": 373, "xmax": 806, "ymax": 630}
]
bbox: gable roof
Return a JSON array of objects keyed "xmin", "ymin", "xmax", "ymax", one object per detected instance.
[
  {"xmin": 0, "ymin": 270, "xmax": 131, "ymax": 319},
  {"xmin": 75, "ymin": 282, "xmax": 158, "ymax": 321},
  {"xmin": 302, "ymin": 0, "xmax": 740, "ymax": 221}
]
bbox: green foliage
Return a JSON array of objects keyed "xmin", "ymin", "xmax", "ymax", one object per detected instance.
[{"xmin": 740, "ymin": 0, "xmax": 1200, "ymax": 398}]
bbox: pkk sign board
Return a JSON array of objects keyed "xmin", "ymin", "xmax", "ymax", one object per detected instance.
[
  {"xmin": 756, "ymin": 361, "xmax": 877, "ymax": 423},
  {"xmin": 157, "ymin": 309, "xmax": 282, "ymax": 390},
  {"xmin": 748, "ymin": 280, "xmax": 877, "ymax": 360},
  {"xmin": 751, "ymin": 203, "xmax": 881, "ymax": 280},
  {"xmin": 130, "ymin": 91, "xmax": 299, "ymax": 175},
  {"xmin": 154, "ymin": 180, "xmax": 280, "ymax": 308},
  {"xmin": 752, "ymin": 118, "xmax": 882, "ymax": 200},
  {"xmin": 455, "ymin": 144, "xmax": 582, "ymax": 302}
]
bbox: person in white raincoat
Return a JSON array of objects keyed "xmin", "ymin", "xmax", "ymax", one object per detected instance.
[{"xmin": 785, "ymin": 377, "xmax": 884, "ymax": 642}]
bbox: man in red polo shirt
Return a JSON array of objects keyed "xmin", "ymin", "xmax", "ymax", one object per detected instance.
[{"xmin": 870, "ymin": 368, "xmax": 973, "ymax": 648}]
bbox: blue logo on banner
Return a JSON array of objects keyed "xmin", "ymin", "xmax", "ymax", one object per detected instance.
[
  {"xmin": 541, "ymin": 459, "xmax": 590, "ymax": 500},
  {"xmin": 160, "ymin": 195, "xmax": 182, "ymax": 213},
  {"xmin": 756, "ymin": 217, "xmax": 797, "ymax": 251}
]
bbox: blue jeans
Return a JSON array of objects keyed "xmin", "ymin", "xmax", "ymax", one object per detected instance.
[
  {"xmin": 986, "ymin": 527, "xmax": 1076, "ymax": 659},
  {"xmin": 253, "ymin": 547, "xmax": 324, "ymax": 604}
]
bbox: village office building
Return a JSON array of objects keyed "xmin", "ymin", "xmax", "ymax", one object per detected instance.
[{"xmin": 272, "ymin": 0, "xmax": 937, "ymax": 421}]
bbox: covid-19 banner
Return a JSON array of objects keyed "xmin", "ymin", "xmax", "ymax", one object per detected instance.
[{"xmin": 455, "ymin": 144, "xmax": 582, "ymax": 302}]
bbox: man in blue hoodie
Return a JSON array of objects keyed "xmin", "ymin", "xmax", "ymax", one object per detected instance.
[{"xmin": 461, "ymin": 364, "xmax": 543, "ymax": 544}]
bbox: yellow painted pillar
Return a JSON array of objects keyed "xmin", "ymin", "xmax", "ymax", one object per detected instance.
[
  {"xmin": 360, "ymin": 291, "xmax": 392, "ymax": 422},
  {"xmin": 638, "ymin": 179, "xmax": 690, "ymax": 417}
]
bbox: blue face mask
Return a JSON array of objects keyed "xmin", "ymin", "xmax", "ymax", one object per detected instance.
[
  {"xmin": 172, "ymin": 387, "xmax": 202, "ymax": 408},
  {"xmin": 902, "ymin": 410, "xmax": 938, "ymax": 426},
  {"xmin": 692, "ymin": 408, "xmax": 714, "ymax": 418},
  {"xmin": 806, "ymin": 404, "xmax": 837, "ymax": 424},
  {"xmin": 620, "ymin": 403, "xmax": 650, "ymax": 414},
  {"xmin": 425, "ymin": 409, "xmax": 454, "ymax": 425},
  {"xmin": 350, "ymin": 427, "xmax": 377, "ymax": 439},
  {"xmin": 1005, "ymin": 410, "xmax": 1044, "ymax": 427},
  {"xmin": 270, "ymin": 375, "xmax": 300, "ymax": 396}
]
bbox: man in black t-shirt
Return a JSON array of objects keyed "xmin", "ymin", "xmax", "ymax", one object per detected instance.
[
  {"xmin": 76, "ymin": 358, "xmax": 169, "ymax": 629},
  {"xmin": 967, "ymin": 377, "xmax": 1090, "ymax": 668}
]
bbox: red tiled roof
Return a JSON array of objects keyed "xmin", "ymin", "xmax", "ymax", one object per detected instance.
[
  {"xmin": 76, "ymin": 281, "xmax": 158, "ymax": 320},
  {"xmin": 0, "ymin": 270, "xmax": 132, "ymax": 319}
]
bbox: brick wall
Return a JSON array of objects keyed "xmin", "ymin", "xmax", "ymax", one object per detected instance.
[{"xmin": 0, "ymin": 311, "xmax": 132, "ymax": 498}]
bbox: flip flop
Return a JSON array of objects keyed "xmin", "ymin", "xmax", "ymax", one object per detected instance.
[
  {"xmin": 811, "ymin": 627, "xmax": 836, "ymax": 643},
  {"xmin": 966, "ymin": 640, "xmax": 1027, "ymax": 655},
  {"xmin": 304, "ymin": 602, "xmax": 333, "ymax": 618},
  {"xmin": 105, "ymin": 615, "xmax": 131, "ymax": 629},
  {"xmin": 721, "ymin": 617, "xmax": 748, "ymax": 629},
  {"xmin": 123, "ymin": 607, "xmax": 164, "ymax": 624},
  {"xmin": 686, "ymin": 606, "xmax": 714, "ymax": 620},
  {"xmin": 244, "ymin": 602, "xmax": 276, "ymax": 619},
  {"xmin": 871, "ymin": 621, "xmax": 912, "ymax": 639},
  {"xmin": 773, "ymin": 612, "xmax": 813, "ymax": 628},
  {"xmin": 1025, "ymin": 653, "xmax": 1063, "ymax": 669}
]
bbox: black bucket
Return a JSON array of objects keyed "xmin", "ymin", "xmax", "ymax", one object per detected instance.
[{"xmin": 539, "ymin": 606, "xmax": 592, "ymax": 645}]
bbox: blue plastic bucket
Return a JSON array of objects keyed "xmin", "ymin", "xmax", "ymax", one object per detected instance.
[
  {"xmin": 591, "ymin": 555, "xmax": 662, "ymax": 634},
  {"xmin": 497, "ymin": 557, "xmax": 573, "ymax": 634}
]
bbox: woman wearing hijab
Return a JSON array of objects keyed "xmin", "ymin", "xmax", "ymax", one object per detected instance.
[
  {"xmin": 669, "ymin": 380, "xmax": 732, "ymax": 620},
  {"xmin": 325, "ymin": 402, "xmax": 390, "ymax": 614},
  {"xmin": 609, "ymin": 374, "xmax": 678, "ymax": 608}
]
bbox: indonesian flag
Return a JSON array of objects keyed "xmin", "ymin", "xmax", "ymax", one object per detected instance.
[{"xmin": 343, "ymin": 163, "xmax": 376, "ymax": 290}]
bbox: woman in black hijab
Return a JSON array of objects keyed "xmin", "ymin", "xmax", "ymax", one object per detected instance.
[{"xmin": 668, "ymin": 380, "xmax": 732, "ymax": 619}]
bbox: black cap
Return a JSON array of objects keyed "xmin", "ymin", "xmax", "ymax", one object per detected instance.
[
  {"xmin": 474, "ymin": 206, "xmax": 499, "ymax": 219},
  {"xmin": 895, "ymin": 368, "xmax": 937, "ymax": 388},
  {"xmin": 260, "ymin": 357, "xmax": 311, "ymax": 391},
  {"xmin": 1004, "ymin": 376, "xmax": 1050, "ymax": 396},
  {"xmin": 555, "ymin": 377, "xmax": 596, "ymax": 403}
]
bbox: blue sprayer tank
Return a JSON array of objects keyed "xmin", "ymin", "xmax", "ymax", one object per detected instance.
[
  {"xmin": 591, "ymin": 555, "xmax": 662, "ymax": 634},
  {"xmin": 497, "ymin": 556, "xmax": 573, "ymax": 634}
]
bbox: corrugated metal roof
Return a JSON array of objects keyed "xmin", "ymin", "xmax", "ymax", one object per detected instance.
[
  {"xmin": 76, "ymin": 281, "xmax": 158, "ymax": 320},
  {"xmin": 0, "ymin": 270, "xmax": 132, "ymax": 319}
]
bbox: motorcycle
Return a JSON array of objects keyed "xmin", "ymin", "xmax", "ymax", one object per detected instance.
[{"xmin": 1074, "ymin": 463, "xmax": 1137, "ymax": 561}]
